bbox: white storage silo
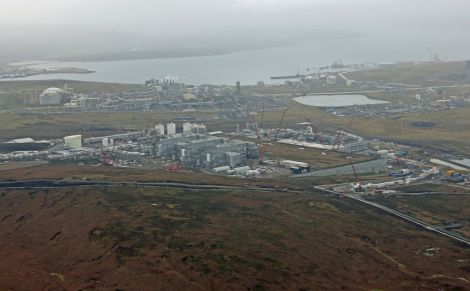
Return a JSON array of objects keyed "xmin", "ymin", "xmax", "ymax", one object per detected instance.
[
  {"xmin": 166, "ymin": 122, "xmax": 176, "ymax": 136},
  {"xmin": 183, "ymin": 122, "xmax": 192, "ymax": 133},
  {"xmin": 155, "ymin": 124, "xmax": 165, "ymax": 136},
  {"xmin": 306, "ymin": 126, "xmax": 314, "ymax": 135}
]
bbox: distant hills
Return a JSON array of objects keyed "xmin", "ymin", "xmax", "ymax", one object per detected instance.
[{"xmin": 0, "ymin": 25, "xmax": 364, "ymax": 63}]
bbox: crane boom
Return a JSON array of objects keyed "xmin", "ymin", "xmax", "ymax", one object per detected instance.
[
  {"xmin": 335, "ymin": 117, "xmax": 354, "ymax": 151},
  {"xmin": 348, "ymin": 156, "xmax": 359, "ymax": 182},
  {"xmin": 274, "ymin": 108, "xmax": 288, "ymax": 141},
  {"xmin": 260, "ymin": 105, "xmax": 265, "ymax": 129}
]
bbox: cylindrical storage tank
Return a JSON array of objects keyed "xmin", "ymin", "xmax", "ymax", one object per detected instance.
[
  {"xmin": 234, "ymin": 166, "xmax": 250, "ymax": 175},
  {"xmin": 212, "ymin": 166, "xmax": 231, "ymax": 174},
  {"xmin": 166, "ymin": 122, "xmax": 176, "ymax": 136},
  {"xmin": 155, "ymin": 124, "xmax": 165, "ymax": 136},
  {"xmin": 206, "ymin": 153, "xmax": 211, "ymax": 162},
  {"xmin": 183, "ymin": 122, "xmax": 192, "ymax": 133},
  {"xmin": 306, "ymin": 126, "xmax": 313, "ymax": 135},
  {"xmin": 246, "ymin": 170, "xmax": 260, "ymax": 177},
  {"xmin": 377, "ymin": 150, "xmax": 388, "ymax": 157}
]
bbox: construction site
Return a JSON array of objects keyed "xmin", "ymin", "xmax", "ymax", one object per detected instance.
[{"xmin": 1, "ymin": 100, "xmax": 468, "ymax": 196}]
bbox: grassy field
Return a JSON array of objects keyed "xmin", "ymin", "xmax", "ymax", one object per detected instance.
[
  {"xmin": 1, "ymin": 97, "xmax": 470, "ymax": 153},
  {"xmin": 1, "ymin": 91, "xmax": 469, "ymax": 154},
  {"xmin": 346, "ymin": 61, "xmax": 470, "ymax": 86},
  {"xmin": 0, "ymin": 111, "xmax": 221, "ymax": 141}
]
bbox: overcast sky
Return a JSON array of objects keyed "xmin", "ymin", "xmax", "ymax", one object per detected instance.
[
  {"xmin": 1, "ymin": 0, "xmax": 470, "ymax": 61},
  {"xmin": 2, "ymin": 0, "xmax": 469, "ymax": 34}
]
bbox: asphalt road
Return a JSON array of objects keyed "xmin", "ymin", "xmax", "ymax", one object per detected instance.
[
  {"xmin": 314, "ymin": 186, "xmax": 470, "ymax": 247},
  {"xmin": 0, "ymin": 179, "xmax": 286, "ymax": 193}
]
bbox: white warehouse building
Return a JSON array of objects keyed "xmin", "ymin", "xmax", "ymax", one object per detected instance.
[
  {"xmin": 64, "ymin": 135, "xmax": 82, "ymax": 149},
  {"xmin": 326, "ymin": 75, "xmax": 337, "ymax": 85}
]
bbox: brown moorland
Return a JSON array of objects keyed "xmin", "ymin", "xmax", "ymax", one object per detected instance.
[{"xmin": 0, "ymin": 185, "xmax": 468, "ymax": 290}]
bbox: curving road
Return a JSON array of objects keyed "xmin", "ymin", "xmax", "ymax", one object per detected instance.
[
  {"xmin": 0, "ymin": 179, "xmax": 286, "ymax": 193},
  {"xmin": 313, "ymin": 186, "xmax": 470, "ymax": 247}
]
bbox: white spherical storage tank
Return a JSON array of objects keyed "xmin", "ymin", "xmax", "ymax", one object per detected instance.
[{"xmin": 64, "ymin": 135, "xmax": 82, "ymax": 149}]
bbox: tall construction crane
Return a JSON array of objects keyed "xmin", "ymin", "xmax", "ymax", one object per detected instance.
[
  {"xmin": 260, "ymin": 105, "xmax": 265, "ymax": 130},
  {"xmin": 274, "ymin": 108, "xmax": 288, "ymax": 141},
  {"xmin": 248, "ymin": 112, "xmax": 266, "ymax": 163},
  {"xmin": 348, "ymin": 156, "xmax": 363, "ymax": 192},
  {"xmin": 260, "ymin": 108, "xmax": 287, "ymax": 164},
  {"xmin": 334, "ymin": 117, "xmax": 354, "ymax": 151},
  {"xmin": 389, "ymin": 120, "xmax": 407, "ymax": 166},
  {"xmin": 389, "ymin": 141, "xmax": 401, "ymax": 166},
  {"xmin": 249, "ymin": 112, "xmax": 261, "ymax": 140}
]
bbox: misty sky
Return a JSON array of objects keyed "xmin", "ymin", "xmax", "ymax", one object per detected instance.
[
  {"xmin": 1, "ymin": 0, "xmax": 470, "ymax": 62},
  {"xmin": 2, "ymin": 0, "xmax": 469, "ymax": 35}
]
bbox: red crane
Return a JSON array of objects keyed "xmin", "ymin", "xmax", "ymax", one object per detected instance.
[
  {"xmin": 334, "ymin": 117, "xmax": 354, "ymax": 151},
  {"xmin": 100, "ymin": 141, "xmax": 116, "ymax": 167},
  {"xmin": 166, "ymin": 162, "xmax": 183, "ymax": 172},
  {"xmin": 348, "ymin": 156, "xmax": 363, "ymax": 192},
  {"xmin": 389, "ymin": 142, "xmax": 401, "ymax": 166},
  {"xmin": 260, "ymin": 108, "xmax": 287, "ymax": 164},
  {"xmin": 166, "ymin": 143, "xmax": 184, "ymax": 172},
  {"xmin": 249, "ymin": 112, "xmax": 261, "ymax": 140}
]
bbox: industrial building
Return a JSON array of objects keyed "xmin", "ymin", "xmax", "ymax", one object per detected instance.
[
  {"xmin": 82, "ymin": 121, "xmax": 255, "ymax": 170},
  {"xmin": 64, "ymin": 135, "xmax": 82, "ymax": 149},
  {"xmin": 39, "ymin": 87, "xmax": 64, "ymax": 105},
  {"xmin": 326, "ymin": 75, "xmax": 338, "ymax": 85},
  {"xmin": 338, "ymin": 141, "xmax": 369, "ymax": 154},
  {"xmin": 0, "ymin": 138, "xmax": 52, "ymax": 153}
]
